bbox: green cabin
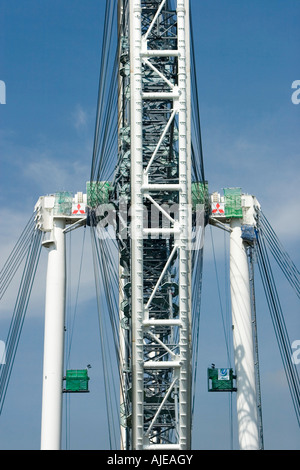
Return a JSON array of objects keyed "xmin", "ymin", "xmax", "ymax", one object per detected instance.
[
  {"xmin": 64, "ymin": 369, "xmax": 90, "ymax": 393},
  {"xmin": 208, "ymin": 367, "xmax": 237, "ymax": 392}
]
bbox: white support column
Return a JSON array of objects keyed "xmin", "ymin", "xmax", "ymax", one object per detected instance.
[
  {"xmin": 177, "ymin": 0, "xmax": 192, "ymax": 450},
  {"xmin": 128, "ymin": 0, "xmax": 192, "ymax": 450},
  {"xmin": 118, "ymin": 0, "xmax": 128, "ymax": 451},
  {"xmin": 130, "ymin": 0, "xmax": 145, "ymax": 450},
  {"xmin": 230, "ymin": 219, "xmax": 259, "ymax": 450},
  {"xmin": 40, "ymin": 218, "xmax": 66, "ymax": 450}
]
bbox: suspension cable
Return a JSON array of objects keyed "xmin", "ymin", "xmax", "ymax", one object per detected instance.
[
  {"xmin": 0, "ymin": 226, "xmax": 42, "ymax": 415},
  {"xmin": 0, "ymin": 214, "xmax": 35, "ymax": 301},
  {"xmin": 256, "ymin": 229, "xmax": 300, "ymax": 427},
  {"xmin": 259, "ymin": 212, "xmax": 300, "ymax": 300}
]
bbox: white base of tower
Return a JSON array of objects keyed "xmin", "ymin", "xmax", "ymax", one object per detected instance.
[
  {"xmin": 40, "ymin": 218, "xmax": 66, "ymax": 450},
  {"xmin": 230, "ymin": 219, "xmax": 259, "ymax": 450}
]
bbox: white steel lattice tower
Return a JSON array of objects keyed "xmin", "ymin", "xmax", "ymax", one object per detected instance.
[{"xmin": 115, "ymin": 0, "xmax": 192, "ymax": 450}]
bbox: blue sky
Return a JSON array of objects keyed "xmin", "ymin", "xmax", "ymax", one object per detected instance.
[{"xmin": 0, "ymin": 0, "xmax": 299, "ymax": 450}]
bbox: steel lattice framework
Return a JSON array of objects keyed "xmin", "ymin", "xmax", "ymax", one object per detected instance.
[
  {"xmin": 114, "ymin": 0, "xmax": 192, "ymax": 450},
  {"xmin": 11, "ymin": 0, "xmax": 298, "ymax": 453}
]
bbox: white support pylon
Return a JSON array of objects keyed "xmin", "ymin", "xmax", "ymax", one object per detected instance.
[
  {"xmin": 130, "ymin": 0, "xmax": 145, "ymax": 450},
  {"xmin": 210, "ymin": 191, "xmax": 261, "ymax": 450},
  {"xmin": 35, "ymin": 192, "xmax": 87, "ymax": 450},
  {"xmin": 40, "ymin": 217, "xmax": 66, "ymax": 450},
  {"xmin": 230, "ymin": 218, "xmax": 260, "ymax": 450}
]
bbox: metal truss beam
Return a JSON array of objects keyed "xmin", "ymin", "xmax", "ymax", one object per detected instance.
[{"xmin": 116, "ymin": 0, "xmax": 192, "ymax": 450}]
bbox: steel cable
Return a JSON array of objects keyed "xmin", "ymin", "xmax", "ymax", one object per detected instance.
[
  {"xmin": 259, "ymin": 212, "xmax": 300, "ymax": 299},
  {"xmin": 0, "ymin": 227, "xmax": 42, "ymax": 415},
  {"xmin": 256, "ymin": 229, "xmax": 300, "ymax": 427}
]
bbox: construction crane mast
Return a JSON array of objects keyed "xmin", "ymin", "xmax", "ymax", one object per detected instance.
[{"xmin": 115, "ymin": 0, "xmax": 193, "ymax": 450}]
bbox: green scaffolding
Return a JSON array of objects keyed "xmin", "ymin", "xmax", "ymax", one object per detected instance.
[
  {"xmin": 224, "ymin": 187, "xmax": 243, "ymax": 218},
  {"xmin": 53, "ymin": 191, "xmax": 73, "ymax": 216},
  {"xmin": 86, "ymin": 181, "xmax": 112, "ymax": 208},
  {"xmin": 191, "ymin": 181, "xmax": 209, "ymax": 210}
]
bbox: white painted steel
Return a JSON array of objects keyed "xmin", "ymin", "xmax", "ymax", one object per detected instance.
[
  {"xmin": 40, "ymin": 218, "xmax": 66, "ymax": 450},
  {"xmin": 128, "ymin": 0, "xmax": 192, "ymax": 450},
  {"xmin": 118, "ymin": 0, "xmax": 127, "ymax": 450},
  {"xmin": 177, "ymin": 0, "xmax": 192, "ymax": 450},
  {"xmin": 145, "ymin": 244, "xmax": 179, "ymax": 309},
  {"xmin": 146, "ymin": 378, "xmax": 178, "ymax": 437},
  {"xmin": 230, "ymin": 219, "xmax": 260, "ymax": 450},
  {"xmin": 130, "ymin": 0, "xmax": 145, "ymax": 450}
]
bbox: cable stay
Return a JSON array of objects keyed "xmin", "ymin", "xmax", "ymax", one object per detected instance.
[
  {"xmin": 90, "ymin": 225, "xmax": 124, "ymax": 450},
  {"xmin": 255, "ymin": 222, "xmax": 300, "ymax": 427},
  {"xmin": 258, "ymin": 211, "xmax": 300, "ymax": 300},
  {"xmin": 209, "ymin": 226, "xmax": 235, "ymax": 448},
  {"xmin": 65, "ymin": 228, "xmax": 87, "ymax": 369},
  {"xmin": 0, "ymin": 213, "xmax": 36, "ymax": 301},
  {"xmin": 210, "ymin": 226, "xmax": 232, "ymax": 365},
  {"xmin": 190, "ymin": 1, "xmax": 205, "ymax": 184},
  {"xmin": 90, "ymin": 1, "xmax": 206, "ymax": 188},
  {"xmin": 90, "ymin": 0, "xmax": 119, "ymax": 184},
  {"xmin": 64, "ymin": 227, "xmax": 90, "ymax": 450},
  {"xmin": 0, "ymin": 221, "xmax": 42, "ymax": 415}
]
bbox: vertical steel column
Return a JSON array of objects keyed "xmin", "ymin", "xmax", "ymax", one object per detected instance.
[
  {"xmin": 128, "ymin": 0, "xmax": 192, "ymax": 450},
  {"xmin": 118, "ymin": 0, "xmax": 128, "ymax": 451},
  {"xmin": 177, "ymin": 0, "xmax": 192, "ymax": 450},
  {"xmin": 230, "ymin": 219, "xmax": 260, "ymax": 450},
  {"xmin": 40, "ymin": 218, "xmax": 66, "ymax": 450},
  {"xmin": 130, "ymin": 0, "xmax": 145, "ymax": 450},
  {"xmin": 248, "ymin": 246, "xmax": 264, "ymax": 450}
]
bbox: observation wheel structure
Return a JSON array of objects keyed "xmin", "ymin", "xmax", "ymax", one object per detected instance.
[
  {"xmin": 1, "ymin": 0, "xmax": 299, "ymax": 452},
  {"xmin": 110, "ymin": 0, "xmax": 205, "ymax": 450}
]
